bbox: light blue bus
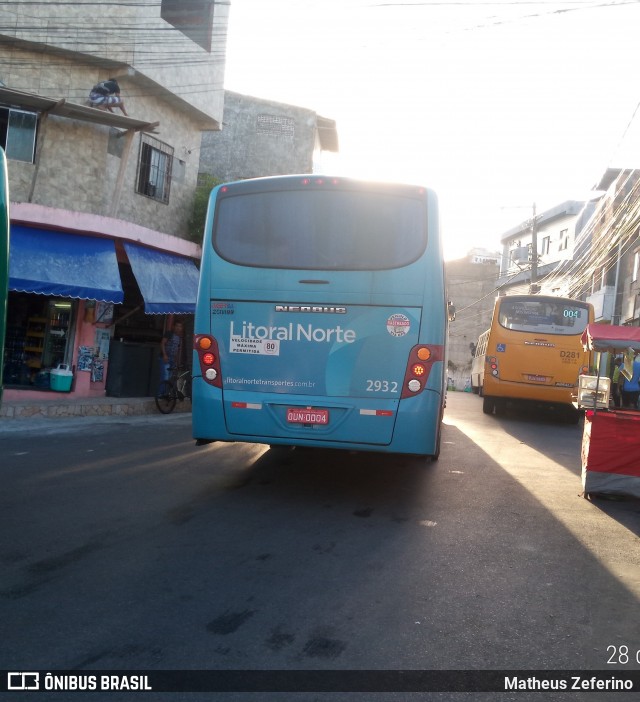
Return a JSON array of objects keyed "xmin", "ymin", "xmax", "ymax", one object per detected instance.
[
  {"xmin": 0, "ymin": 149, "xmax": 9, "ymax": 407},
  {"xmin": 192, "ymin": 175, "xmax": 448, "ymax": 458}
]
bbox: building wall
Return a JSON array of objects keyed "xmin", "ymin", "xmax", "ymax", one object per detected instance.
[
  {"xmin": 199, "ymin": 92, "xmax": 320, "ymax": 181},
  {"xmin": 1, "ymin": 47, "xmax": 207, "ymax": 240},
  {"xmin": 501, "ymin": 212, "xmax": 579, "ymax": 276},
  {"xmin": 0, "ymin": 0, "xmax": 227, "ymax": 125},
  {"xmin": 497, "ymin": 201, "xmax": 590, "ymax": 297},
  {"xmin": 445, "ymin": 255, "xmax": 500, "ymax": 390},
  {"xmin": 0, "ymin": 1, "xmax": 228, "ymax": 400},
  {"xmin": 576, "ymin": 171, "xmax": 640, "ymax": 324}
]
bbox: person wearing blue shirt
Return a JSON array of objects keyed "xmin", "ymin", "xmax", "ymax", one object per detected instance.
[
  {"xmin": 160, "ymin": 319, "xmax": 184, "ymax": 382},
  {"xmin": 612, "ymin": 357, "xmax": 623, "ymax": 408},
  {"xmin": 621, "ymin": 353, "xmax": 640, "ymax": 408}
]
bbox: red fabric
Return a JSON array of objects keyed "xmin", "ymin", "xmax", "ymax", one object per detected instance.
[
  {"xmin": 582, "ymin": 410, "xmax": 640, "ymax": 477},
  {"xmin": 582, "ymin": 324, "xmax": 640, "ymax": 352}
]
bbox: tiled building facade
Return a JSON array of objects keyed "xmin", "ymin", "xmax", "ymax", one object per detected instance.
[{"xmin": 1, "ymin": 0, "xmax": 229, "ymax": 402}]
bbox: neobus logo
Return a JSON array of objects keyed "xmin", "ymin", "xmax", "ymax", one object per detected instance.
[{"xmin": 275, "ymin": 305, "xmax": 347, "ymax": 314}]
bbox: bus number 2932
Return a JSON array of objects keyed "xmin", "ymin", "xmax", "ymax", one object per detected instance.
[{"xmin": 367, "ymin": 380, "xmax": 399, "ymax": 393}]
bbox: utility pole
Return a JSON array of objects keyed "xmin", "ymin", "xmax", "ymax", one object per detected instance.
[{"xmin": 529, "ymin": 202, "xmax": 540, "ymax": 294}]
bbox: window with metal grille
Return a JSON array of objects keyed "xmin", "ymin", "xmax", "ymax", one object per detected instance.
[{"xmin": 136, "ymin": 135, "xmax": 173, "ymax": 204}]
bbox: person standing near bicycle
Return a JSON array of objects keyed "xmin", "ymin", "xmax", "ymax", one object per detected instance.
[{"xmin": 160, "ymin": 319, "xmax": 184, "ymax": 382}]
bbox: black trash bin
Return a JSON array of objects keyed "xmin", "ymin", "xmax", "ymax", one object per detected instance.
[
  {"xmin": 106, "ymin": 340, "xmax": 154, "ymax": 397},
  {"xmin": 148, "ymin": 351, "xmax": 162, "ymax": 396}
]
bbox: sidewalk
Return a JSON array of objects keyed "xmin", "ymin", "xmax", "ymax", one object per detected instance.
[{"xmin": 0, "ymin": 394, "xmax": 191, "ymax": 421}]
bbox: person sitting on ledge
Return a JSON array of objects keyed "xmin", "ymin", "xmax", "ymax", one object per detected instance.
[{"xmin": 88, "ymin": 78, "xmax": 128, "ymax": 116}]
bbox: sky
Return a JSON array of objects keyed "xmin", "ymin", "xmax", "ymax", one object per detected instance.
[{"xmin": 222, "ymin": 0, "xmax": 640, "ymax": 260}]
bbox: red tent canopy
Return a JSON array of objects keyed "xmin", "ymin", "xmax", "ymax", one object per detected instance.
[{"xmin": 581, "ymin": 324, "xmax": 640, "ymax": 352}]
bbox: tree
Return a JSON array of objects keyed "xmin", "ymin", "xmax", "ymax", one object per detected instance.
[{"xmin": 187, "ymin": 174, "xmax": 223, "ymax": 243}]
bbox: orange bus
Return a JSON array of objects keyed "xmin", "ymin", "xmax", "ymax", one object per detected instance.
[{"xmin": 472, "ymin": 294, "xmax": 593, "ymax": 420}]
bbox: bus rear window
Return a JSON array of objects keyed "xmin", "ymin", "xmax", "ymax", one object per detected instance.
[
  {"xmin": 213, "ymin": 189, "xmax": 427, "ymax": 270},
  {"xmin": 498, "ymin": 298, "xmax": 589, "ymax": 335}
]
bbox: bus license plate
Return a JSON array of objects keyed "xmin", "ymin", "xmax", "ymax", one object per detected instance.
[
  {"xmin": 286, "ymin": 408, "xmax": 329, "ymax": 425},
  {"xmin": 526, "ymin": 375, "xmax": 548, "ymax": 382}
]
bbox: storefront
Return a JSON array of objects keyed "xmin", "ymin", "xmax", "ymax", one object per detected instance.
[
  {"xmin": 5, "ymin": 293, "xmax": 77, "ymax": 387},
  {"xmin": 3, "ymin": 224, "xmax": 200, "ymax": 400},
  {"xmin": 579, "ymin": 323, "xmax": 640, "ymax": 499}
]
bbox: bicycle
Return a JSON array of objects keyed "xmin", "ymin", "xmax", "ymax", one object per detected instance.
[{"xmin": 155, "ymin": 367, "xmax": 192, "ymax": 414}]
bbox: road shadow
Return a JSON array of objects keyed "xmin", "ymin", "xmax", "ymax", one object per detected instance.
[
  {"xmin": 463, "ymin": 392, "xmax": 584, "ymax": 474},
  {"xmin": 3, "ymin": 408, "xmax": 639, "ymax": 683},
  {"xmin": 586, "ymin": 493, "xmax": 640, "ymax": 537},
  {"xmin": 152, "ymin": 419, "xmax": 640, "ymax": 671},
  {"xmin": 452, "ymin": 391, "xmax": 640, "ymax": 537}
]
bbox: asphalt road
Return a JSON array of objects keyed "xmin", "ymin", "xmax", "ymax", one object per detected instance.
[{"xmin": 1, "ymin": 392, "xmax": 639, "ymax": 702}]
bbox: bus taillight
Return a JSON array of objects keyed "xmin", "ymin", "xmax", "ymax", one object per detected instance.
[
  {"xmin": 194, "ymin": 334, "xmax": 222, "ymax": 388},
  {"xmin": 301, "ymin": 177, "xmax": 339, "ymax": 187},
  {"xmin": 401, "ymin": 344, "xmax": 444, "ymax": 398}
]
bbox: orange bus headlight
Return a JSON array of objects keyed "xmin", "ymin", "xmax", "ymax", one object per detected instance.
[
  {"xmin": 412, "ymin": 363, "xmax": 426, "ymax": 377},
  {"xmin": 198, "ymin": 337, "xmax": 212, "ymax": 350}
]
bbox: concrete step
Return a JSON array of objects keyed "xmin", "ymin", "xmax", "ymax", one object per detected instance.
[{"xmin": 0, "ymin": 395, "xmax": 191, "ymax": 420}]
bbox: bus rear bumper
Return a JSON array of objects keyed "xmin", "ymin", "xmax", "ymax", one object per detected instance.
[
  {"xmin": 191, "ymin": 379, "xmax": 443, "ymax": 456},
  {"xmin": 485, "ymin": 380, "xmax": 575, "ymax": 406}
]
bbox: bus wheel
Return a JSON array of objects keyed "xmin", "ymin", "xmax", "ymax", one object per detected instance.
[
  {"xmin": 429, "ymin": 405, "xmax": 445, "ymax": 460},
  {"xmin": 565, "ymin": 407, "xmax": 581, "ymax": 424},
  {"xmin": 493, "ymin": 398, "xmax": 507, "ymax": 415},
  {"xmin": 431, "ymin": 428, "xmax": 441, "ymax": 461},
  {"xmin": 482, "ymin": 396, "xmax": 495, "ymax": 415}
]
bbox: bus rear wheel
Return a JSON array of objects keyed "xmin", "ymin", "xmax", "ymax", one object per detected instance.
[
  {"xmin": 482, "ymin": 396, "xmax": 495, "ymax": 415},
  {"xmin": 564, "ymin": 406, "xmax": 581, "ymax": 424},
  {"xmin": 430, "ymin": 407, "xmax": 444, "ymax": 460}
]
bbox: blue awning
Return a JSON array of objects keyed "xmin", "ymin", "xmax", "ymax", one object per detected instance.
[
  {"xmin": 123, "ymin": 242, "xmax": 199, "ymax": 314},
  {"xmin": 9, "ymin": 225, "xmax": 124, "ymax": 303}
]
